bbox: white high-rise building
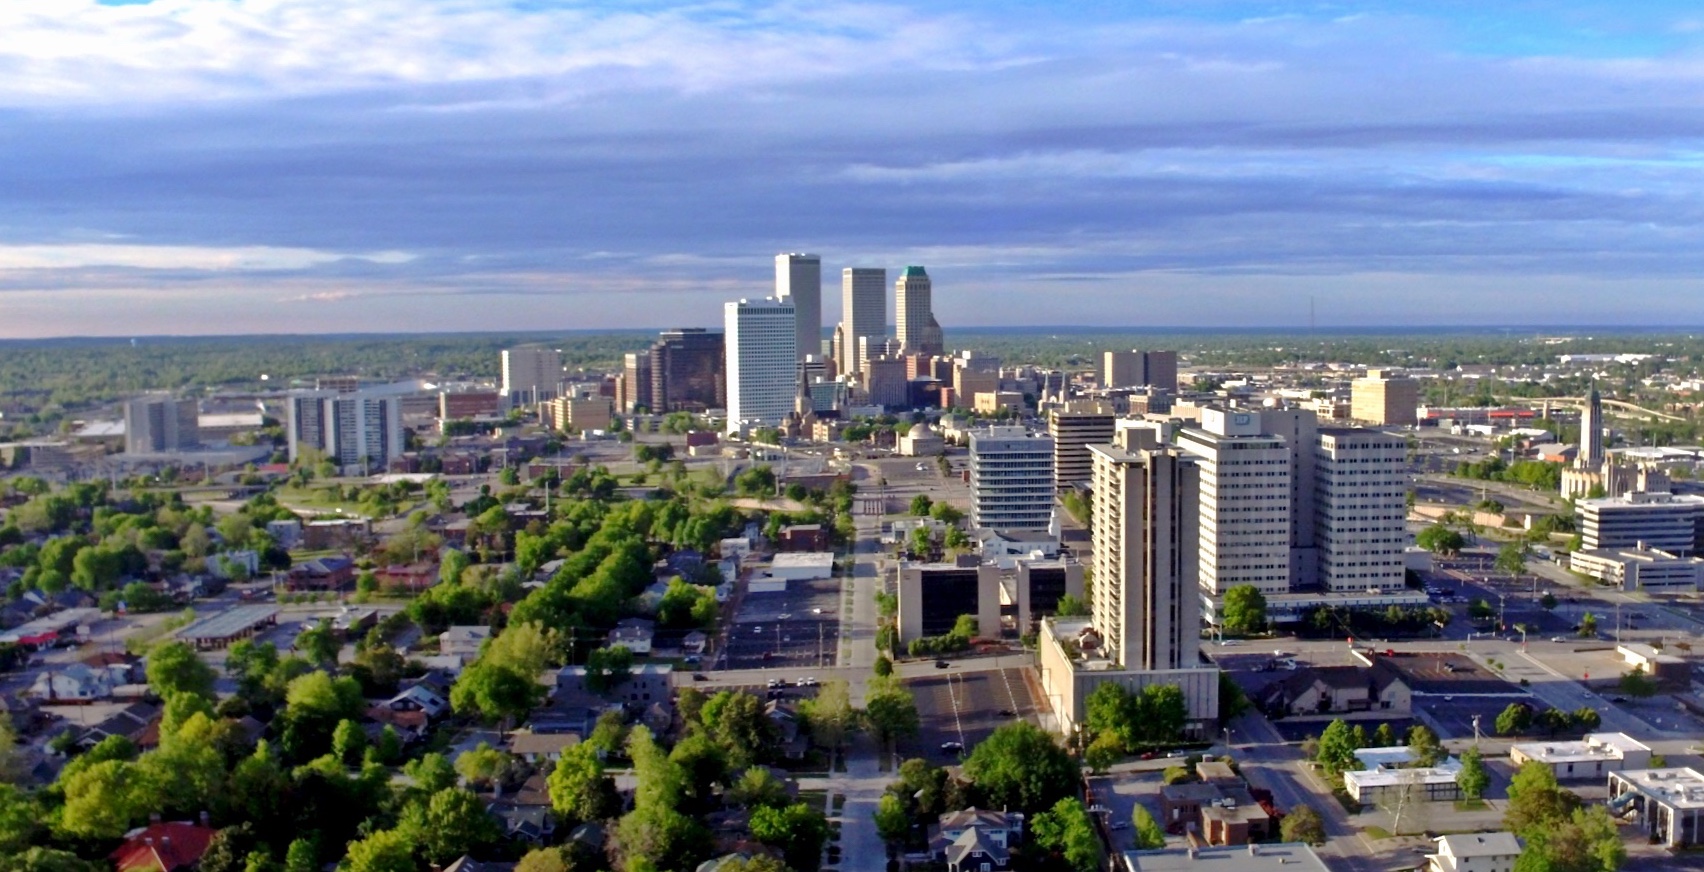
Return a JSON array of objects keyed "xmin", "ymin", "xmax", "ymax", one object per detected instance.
[
  {"xmin": 968, "ymin": 426, "xmax": 1055, "ymax": 531},
  {"xmin": 1089, "ymin": 431, "xmax": 1200, "ymax": 670},
  {"xmin": 895, "ymin": 266, "xmax": 943, "ymax": 356},
  {"xmin": 287, "ymin": 391, "xmax": 404, "ymax": 474},
  {"xmin": 839, "ymin": 267, "xmax": 887, "ymax": 375},
  {"xmin": 725, "ymin": 298, "xmax": 798, "ymax": 434},
  {"xmin": 501, "ymin": 347, "xmax": 562, "ymax": 404},
  {"xmin": 1315, "ymin": 429, "xmax": 1409, "ymax": 592},
  {"xmin": 775, "ymin": 253, "xmax": 821, "ymax": 363},
  {"xmin": 1177, "ymin": 408, "xmax": 1293, "ymax": 596}
]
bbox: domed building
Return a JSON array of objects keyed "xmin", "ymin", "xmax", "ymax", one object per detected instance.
[{"xmin": 898, "ymin": 420, "xmax": 946, "ymax": 457}]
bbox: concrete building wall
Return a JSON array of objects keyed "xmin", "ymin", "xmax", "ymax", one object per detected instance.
[
  {"xmin": 1350, "ymin": 370, "xmax": 1419, "ymax": 427},
  {"xmin": 1315, "ymin": 429, "xmax": 1408, "ymax": 592},
  {"xmin": 897, "ymin": 563, "xmax": 1002, "ymax": 644},
  {"xmin": 1049, "ymin": 406, "xmax": 1117, "ymax": 489}
]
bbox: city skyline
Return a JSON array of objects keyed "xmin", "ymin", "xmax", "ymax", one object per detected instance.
[{"xmin": 6, "ymin": 1, "xmax": 1704, "ymax": 337}]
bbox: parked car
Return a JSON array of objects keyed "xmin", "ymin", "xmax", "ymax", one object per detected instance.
[
  {"xmin": 940, "ymin": 741, "xmax": 964, "ymax": 753},
  {"xmin": 935, "ymin": 659, "xmax": 950, "ymax": 669}
]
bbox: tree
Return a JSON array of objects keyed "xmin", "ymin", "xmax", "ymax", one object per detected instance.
[
  {"xmin": 749, "ymin": 802, "xmax": 829, "ymax": 872},
  {"xmin": 613, "ymin": 804, "xmax": 711, "ymax": 872},
  {"xmin": 421, "ymin": 787, "xmax": 502, "ymax": 865},
  {"xmin": 1279, "ymin": 805, "xmax": 1326, "ymax": 845},
  {"xmin": 294, "ymin": 620, "xmax": 339, "ymax": 666},
  {"xmin": 513, "ymin": 849, "xmax": 570, "ymax": 872},
  {"xmin": 962, "ymin": 721, "xmax": 1079, "ymax": 813},
  {"xmin": 1496, "ymin": 703, "xmax": 1534, "ymax": 738},
  {"xmin": 700, "ymin": 690, "xmax": 774, "ymax": 769},
  {"xmin": 56, "ymin": 759, "xmax": 151, "ymax": 840},
  {"xmin": 1031, "ymin": 797, "xmax": 1099, "ymax": 872},
  {"xmin": 404, "ymin": 753, "xmax": 458, "ymax": 795},
  {"xmin": 341, "ymin": 829, "xmax": 415, "ymax": 872},
  {"xmin": 799, "ymin": 679, "xmax": 853, "ymax": 757},
  {"xmin": 1515, "ymin": 806, "xmax": 1624, "ymax": 872},
  {"xmin": 200, "ymin": 824, "xmax": 260, "ymax": 872},
  {"xmin": 864, "ymin": 680, "xmax": 920, "ymax": 746},
  {"xmin": 332, "ymin": 719, "xmax": 366, "ymax": 766},
  {"xmin": 1137, "ymin": 684, "xmax": 1187, "ymax": 745},
  {"xmin": 1084, "ymin": 733, "xmax": 1122, "ymax": 774},
  {"xmin": 1315, "ymin": 719, "xmax": 1359, "ymax": 777},
  {"xmin": 455, "ymin": 742, "xmax": 517, "ymax": 789},
  {"xmin": 0, "ymin": 849, "xmax": 104, "ymax": 872},
  {"xmin": 1571, "ymin": 707, "xmax": 1602, "ymax": 732},
  {"xmin": 1457, "ymin": 746, "xmax": 1489, "ymax": 801},
  {"xmin": 1407, "ymin": 724, "xmax": 1444, "ymax": 767},
  {"xmin": 1619, "ymin": 666, "xmax": 1658, "ymax": 698},
  {"xmin": 1578, "ymin": 612, "xmax": 1598, "ymax": 638},
  {"xmin": 728, "ymin": 766, "xmax": 790, "ymax": 811},
  {"xmin": 1373, "ymin": 723, "xmax": 1397, "ymax": 747},
  {"xmin": 0, "ymin": 783, "xmax": 38, "ymax": 855},
  {"xmin": 872, "ymin": 655, "xmax": 893, "ymax": 677},
  {"xmin": 874, "ymin": 792, "xmax": 910, "ymax": 843},
  {"xmin": 1505, "ymin": 761, "xmax": 1581, "ymax": 838},
  {"xmin": 1540, "ymin": 592, "xmax": 1558, "ymax": 611},
  {"xmin": 450, "ymin": 661, "xmax": 544, "ymax": 727},
  {"xmin": 1416, "ymin": 525, "xmax": 1465, "ymax": 556},
  {"xmin": 583, "ymin": 645, "xmax": 635, "ymax": 694},
  {"xmin": 909, "ymin": 494, "xmax": 933, "ymax": 516},
  {"xmin": 146, "ymin": 641, "xmax": 216, "ymax": 700},
  {"xmin": 1085, "ymin": 683, "xmax": 1133, "ymax": 749},
  {"xmin": 1054, "ymin": 593, "xmax": 1089, "ymax": 617},
  {"xmin": 1221, "ymin": 585, "xmax": 1267, "ymax": 635},
  {"xmin": 548, "ymin": 743, "xmax": 619, "ymax": 825},
  {"xmin": 1495, "ymin": 542, "xmax": 1530, "ymax": 577},
  {"xmin": 1132, "ymin": 804, "xmax": 1166, "ymax": 850}
]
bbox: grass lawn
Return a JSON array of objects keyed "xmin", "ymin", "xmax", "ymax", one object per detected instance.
[
  {"xmin": 1362, "ymin": 825, "xmax": 1393, "ymax": 840},
  {"xmin": 1454, "ymin": 799, "xmax": 1489, "ymax": 811}
]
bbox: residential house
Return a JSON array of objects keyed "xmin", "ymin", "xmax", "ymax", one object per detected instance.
[
  {"xmin": 441, "ymin": 625, "xmax": 493, "ymax": 659},
  {"xmin": 29, "ymin": 664, "xmax": 118, "ymax": 703},
  {"xmin": 78, "ymin": 702, "xmax": 162, "ymax": 750},
  {"xmin": 285, "ymin": 555, "xmax": 356, "ymax": 592},
  {"xmin": 507, "ymin": 729, "xmax": 582, "ymax": 764},
  {"xmin": 1158, "ymin": 762, "xmax": 1277, "ymax": 846},
  {"xmin": 1259, "ymin": 662, "xmax": 1411, "ymax": 718},
  {"xmin": 1428, "ymin": 833, "xmax": 1523, "ymax": 872},
  {"xmin": 110, "ymin": 820, "xmax": 218, "ymax": 872},
  {"xmin": 608, "ymin": 618, "xmax": 656, "ymax": 656},
  {"xmin": 929, "ymin": 809, "xmax": 1023, "ymax": 872},
  {"xmin": 764, "ymin": 701, "xmax": 809, "ymax": 760},
  {"xmin": 487, "ymin": 774, "xmax": 556, "ymax": 843}
]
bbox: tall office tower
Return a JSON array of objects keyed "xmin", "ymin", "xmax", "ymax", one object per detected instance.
[
  {"xmin": 839, "ymin": 267, "xmax": 887, "ymax": 375},
  {"xmin": 1315, "ymin": 429, "xmax": 1408, "ymax": 592},
  {"xmin": 1350, "ymin": 368, "xmax": 1419, "ymax": 427},
  {"xmin": 1176, "ymin": 408, "xmax": 1293, "ymax": 596},
  {"xmin": 863, "ymin": 357, "xmax": 910, "ymax": 408},
  {"xmin": 1262, "ymin": 408, "xmax": 1320, "ymax": 584},
  {"xmin": 724, "ymin": 298, "xmax": 798, "ymax": 434},
  {"xmin": 287, "ymin": 391, "xmax": 403, "ymax": 473},
  {"xmin": 648, "ymin": 328, "xmax": 726, "ymax": 413},
  {"xmin": 1102, "ymin": 349, "xmax": 1180, "ymax": 392},
  {"xmin": 501, "ymin": 347, "xmax": 562, "ymax": 405},
  {"xmin": 1048, "ymin": 402, "xmax": 1117, "ymax": 489},
  {"xmin": 775, "ymin": 253, "xmax": 822, "ymax": 363},
  {"xmin": 1103, "ymin": 351, "xmax": 1142, "ymax": 388},
  {"xmin": 123, "ymin": 396, "xmax": 200, "ymax": 454},
  {"xmin": 1579, "ymin": 385, "xmax": 1604, "ymax": 470},
  {"xmin": 968, "ymin": 426, "xmax": 1055, "ymax": 532},
  {"xmin": 1088, "ymin": 433, "xmax": 1200, "ymax": 670},
  {"xmin": 895, "ymin": 266, "xmax": 944, "ymax": 356},
  {"xmin": 621, "ymin": 353, "xmax": 653, "ymax": 414}
]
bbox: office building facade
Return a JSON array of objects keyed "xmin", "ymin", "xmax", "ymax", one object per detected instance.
[
  {"xmin": 124, "ymin": 396, "xmax": 200, "ymax": 454},
  {"xmin": 1102, "ymin": 349, "xmax": 1180, "ymax": 393},
  {"xmin": 500, "ymin": 347, "xmax": 562, "ymax": 404},
  {"xmin": 895, "ymin": 266, "xmax": 944, "ymax": 356},
  {"xmin": 775, "ymin": 253, "xmax": 821, "ymax": 363},
  {"xmin": 1049, "ymin": 402, "xmax": 1117, "ymax": 489},
  {"xmin": 288, "ymin": 391, "xmax": 404, "ymax": 474},
  {"xmin": 724, "ymin": 299, "xmax": 798, "ymax": 434},
  {"xmin": 620, "ymin": 352, "xmax": 653, "ymax": 413},
  {"xmin": 1350, "ymin": 369, "xmax": 1419, "ymax": 427},
  {"xmin": 838, "ymin": 267, "xmax": 887, "ymax": 376},
  {"xmin": 1314, "ymin": 429, "xmax": 1408, "ymax": 592},
  {"xmin": 1579, "ymin": 491, "xmax": 1704, "ymax": 554},
  {"xmin": 968, "ymin": 426, "xmax": 1055, "ymax": 532},
  {"xmin": 1177, "ymin": 409, "xmax": 1294, "ymax": 596},
  {"xmin": 648, "ymin": 328, "xmax": 725, "ymax": 413}
]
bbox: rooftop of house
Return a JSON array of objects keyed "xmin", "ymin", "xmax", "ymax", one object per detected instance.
[
  {"xmin": 1124, "ymin": 843, "xmax": 1331, "ymax": 872},
  {"xmin": 111, "ymin": 821, "xmax": 217, "ymax": 872},
  {"xmin": 1434, "ymin": 832, "xmax": 1523, "ymax": 858}
]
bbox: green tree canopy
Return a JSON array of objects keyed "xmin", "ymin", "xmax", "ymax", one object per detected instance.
[
  {"xmin": 1221, "ymin": 585, "xmax": 1268, "ymax": 635},
  {"xmin": 962, "ymin": 721, "xmax": 1079, "ymax": 813}
]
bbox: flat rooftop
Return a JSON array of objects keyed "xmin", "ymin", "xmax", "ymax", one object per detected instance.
[
  {"xmin": 1611, "ymin": 768, "xmax": 1704, "ymax": 809},
  {"xmin": 1511, "ymin": 733, "xmax": 1650, "ymax": 764},
  {"xmin": 770, "ymin": 552, "xmax": 835, "ymax": 569},
  {"xmin": 1125, "ymin": 843, "xmax": 1330, "ymax": 872},
  {"xmin": 176, "ymin": 605, "xmax": 279, "ymax": 641}
]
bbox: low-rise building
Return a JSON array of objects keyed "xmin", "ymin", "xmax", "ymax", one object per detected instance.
[
  {"xmin": 929, "ymin": 808, "xmax": 1023, "ymax": 872},
  {"xmin": 1344, "ymin": 754, "xmax": 1464, "ymax": 805},
  {"xmin": 1608, "ymin": 767, "xmax": 1704, "ymax": 848},
  {"xmin": 1569, "ymin": 545, "xmax": 1704, "ymax": 591},
  {"xmin": 1124, "ymin": 843, "xmax": 1332, "ymax": 872},
  {"xmin": 1258, "ymin": 663, "xmax": 1411, "ymax": 719},
  {"xmin": 441, "ymin": 625, "xmax": 493, "ymax": 659},
  {"xmin": 1426, "ymin": 833, "xmax": 1522, "ymax": 872},
  {"xmin": 608, "ymin": 618, "xmax": 656, "ymax": 656},
  {"xmin": 1508, "ymin": 732, "xmax": 1652, "ymax": 780}
]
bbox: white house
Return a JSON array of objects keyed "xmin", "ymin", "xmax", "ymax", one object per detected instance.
[
  {"xmin": 1428, "ymin": 833, "xmax": 1522, "ymax": 872},
  {"xmin": 440, "ymin": 626, "xmax": 492, "ymax": 659}
]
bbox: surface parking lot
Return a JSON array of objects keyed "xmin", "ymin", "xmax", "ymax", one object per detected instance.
[
  {"xmin": 898, "ymin": 667, "xmax": 1042, "ymax": 763},
  {"xmin": 724, "ymin": 578, "xmax": 842, "ymax": 670}
]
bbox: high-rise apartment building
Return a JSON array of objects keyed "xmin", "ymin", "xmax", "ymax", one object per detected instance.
[
  {"xmin": 1315, "ymin": 429, "xmax": 1408, "ymax": 592},
  {"xmin": 775, "ymin": 253, "xmax": 821, "ymax": 363},
  {"xmin": 1049, "ymin": 402, "xmax": 1117, "ymax": 489},
  {"xmin": 501, "ymin": 347, "xmax": 562, "ymax": 404},
  {"xmin": 648, "ymin": 328, "xmax": 725, "ymax": 413},
  {"xmin": 1088, "ymin": 432, "xmax": 1200, "ymax": 670},
  {"xmin": 1102, "ymin": 349, "xmax": 1180, "ymax": 392},
  {"xmin": 1350, "ymin": 369, "xmax": 1419, "ymax": 427},
  {"xmin": 124, "ymin": 396, "xmax": 200, "ymax": 454},
  {"xmin": 1177, "ymin": 408, "xmax": 1294, "ymax": 596},
  {"xmin": 968, "ymin": 426, "xmax": 1055, "ymax": 531},
  {"xmin": 1579, "ymin": 385, "xmax": 1605, "ymax": 470},
  {"xmin": 287, "ymin": 391, "xmax": 404, "ymax": 474},
  {"xmin": 724, "ymin": 298, "xmax": 798, "ymax": 434},
  {"xmin": 838, "ymin": 267, "xmax": 887, "ymax": 376},
  {"xmin": 895, "ymin": 266, "xmax": 944, "ymax": 356}
]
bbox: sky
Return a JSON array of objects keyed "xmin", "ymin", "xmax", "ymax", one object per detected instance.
[{"xmin": 4, "ymin": 1, "xmax": 1704, "ymax": 337}]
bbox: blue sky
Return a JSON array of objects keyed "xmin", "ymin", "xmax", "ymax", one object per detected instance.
[{"xmin": 5, "ymin": 1, "xmax": 1704, "ymax": 337}]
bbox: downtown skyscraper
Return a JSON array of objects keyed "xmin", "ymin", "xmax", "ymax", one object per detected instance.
[
  {"xmin": 895, "ymin": 265, "xmax": 943, "ymax": 356},
  {"xmin": 724, "ymin": 298, "xmax": 798, "ymax": 434},
  {"xmin": 774, "ymin": 253, "xmax": 821, "ymax": 364},
  {"xmin": 837, "ymin": 266, "xmax": 886, "ymax": 376}
]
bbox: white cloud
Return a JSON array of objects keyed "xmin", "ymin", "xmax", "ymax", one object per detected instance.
[{"xmin": 0, "ymin": 243, "xmax": 413, "ymax": 271}]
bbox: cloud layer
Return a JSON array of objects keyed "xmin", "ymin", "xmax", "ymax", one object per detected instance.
[{"xmin": 4, "ymin": 1, "xmax": 1704, "ymax": 336}]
